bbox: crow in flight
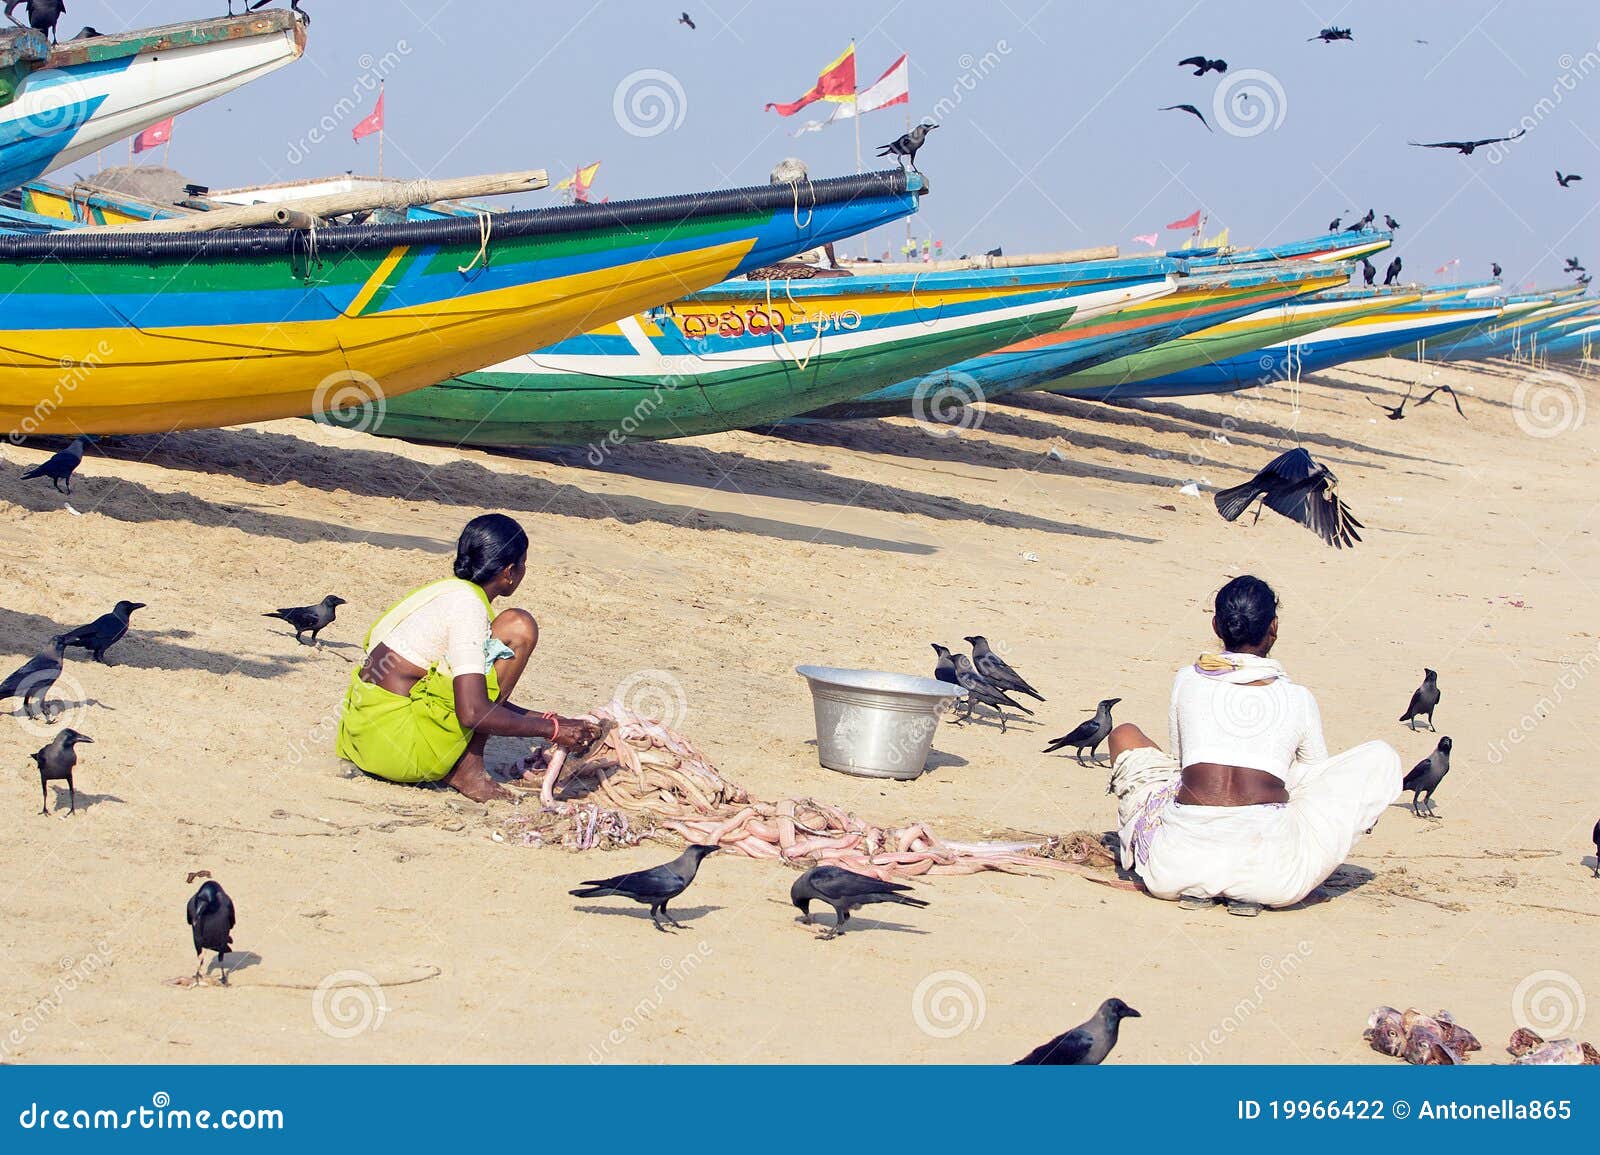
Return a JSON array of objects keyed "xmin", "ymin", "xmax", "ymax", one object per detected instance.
[
  {"xmin": 1309, "ymin": 26, "xmax": 1353, "ymax": 42},
  {"xmin": 1366, "ymin": 385, "xmax": 1414, "ymax": 420},
  {"xmin": 1213, "ymin": 447, "xmax": 1363, "ymax": 549},
  {"xmin": 1177, "ymin": 55, "xmax": 1227, "ymax": 76},
  {"xmin": 1557, "ymin": 170, "xmax": 1582, "ymax": 187},
  {"xmin": 678, "ymin": 11, "xmax": 695, "ymax": 28},
  {"xmin": 1416, "ymin": 384, "xmax": 1466, "ymax": 418},
  {"xmin": 1159, "ymin": 104, "xmax": 1210, "ymax": 131},
  {"xmin": 1408, "ymin": 130, "xmax": 1526, "ymax": 155}
]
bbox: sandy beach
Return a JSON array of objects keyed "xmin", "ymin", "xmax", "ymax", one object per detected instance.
[{"xmin": 2, "ymin": 355, "xmax": 1595, "ymax": 1065}]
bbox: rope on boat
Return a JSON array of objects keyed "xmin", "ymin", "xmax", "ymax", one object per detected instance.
[
  {"xmin": 765, "ymin": 276, "xmax": 825, "ymax": 370},
  {"xmin": 788, "ymin": 178, "xmax": 815, "ymax": 229},
  {"xmin": 457, "ymin": 211, "xmax": 493, "ymax": 274}
]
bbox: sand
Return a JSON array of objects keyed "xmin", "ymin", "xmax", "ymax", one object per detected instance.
[{"xmin": 2, "ymin": 355, "xmax": 1595, "ymax": 1065}]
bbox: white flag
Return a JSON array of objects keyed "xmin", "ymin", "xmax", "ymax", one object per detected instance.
[{"xmin": 833, "ymin": 54, "xmax": 909, "ymax": 119}]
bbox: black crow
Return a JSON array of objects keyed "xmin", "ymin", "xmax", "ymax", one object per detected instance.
[
  {"xmin": 1491, "ymin": 262, "xmax": 1502, "ymax": 279},
  {"xmin": 1158, "ymin": 104, "xmax": 1210, "ymax": 131},
  {"xmin": 186, "ymin": 880, "xmax": 236, "ymax": 984},
  {"xmin": 875, "ymin": 123, "xmax": 937, "ymax": 172},
  {"xmin": 1366, "ymin": 385, "xmax": 1413, "ymax": 420},
  {"xmin": 1403, "ymin": 736, "xmax": 1451, "ymax": 819},
  {"xmin": 1383, "ymin": 256, "xmax": 1403, "ymax": 285},
  {"xmin": 69, "ymin": 23, "xmax": 94, "ymax": 36},
  {"xmin": 1592, "ymin": 818, "xmax": 1599, "ymax": 879},
  {"xmin": 1343, "ymin": 209, "xmax": 1375, "ymax": 232},
  {"xmin": 678, "ymin": 10, "xmax": 695, "ymax": 28},
  {"xmin": 1328, "ymin": 216, "xmax": 1343, "ymax": 231},
  {"xmin": 1309, "ymin": 26, "xmax": 1353, "ymax": 42},
  {"xmin": 1565, "ymin": 256, "xmax": 1585, "ymax": 272},
  {"xmin": 263, "ymin": 594, "xmax": 344, "ymax": 645},
  {"xmin": 1384, "ymin": 213, "xmax": 1400, "ymax": 230},
  {"xmin": 0, "ymin": 638, "xmax": 67, "ymax": 721},
  {"xmin": 1408, "ymin": 130, "xmax": 1526, "ymax": 155},
  {"xmin": 930, "ymin": 642, "xmax": 967, "ymax": 714},
  {"xmin": 5, "ymin": 0, "xmax": 65, "ymax": 42},
  {"xmin": 1042, "ymin": 698, "xmax": 1119, "ymax": 765},
  {"xmin": 1015, "ymin": 998, "xmax": 1141, "ymax": 1065},
  {"xmin": 55, "ymin": 600, "xmax": 144, "ymax": 664},
  {"xmin": 20, "ymin": 435, "xmax": 90, "ymax": 493},
  {"xmin": 984, "ymin": 246, "xmax": 1003, "ymax": 258},
  {"xmin": 234, "ymin": 0, "xmax": 309, "ymax": 23},
  {"xmin": 964, "ymin": 635, "xmax": 1045, "ymax": 702},
  {"xmin": 1416, "ymin": 384, "xmax": 1466, "ymax": 418},
  {"xmin": 1177, "ymin": 55, "xmax": 1227, "ymax": 76},
  {"xmin": 1213, "ymin": 447, "xmax": 1363, "ymax": 549},
  {"xmin": 1399, "ymin": 668, "xmax": 1439, "ymax": 731},
  {"xmin": 32, "ymin": 728, "xmax": 90, "ymax": 815},
  {"xmin": 569, "ymin": 844, "xmax": 718, "ymax": 931},
  {"xmin": 950, "ymin": 651, "xmax": 1034, "ymax": 731},
  {"xmin": 1361, "ymin": 257, "xmax": 1377, "ymax": 286},
  {"xmin": 789, "ymin": 865, "xmax": 928, "ymax": 939},
  {"xmin": 1557, "ymin": 171, "xmax": 1582, "ymax": 187}
]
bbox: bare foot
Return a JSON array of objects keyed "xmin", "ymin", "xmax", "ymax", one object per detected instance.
[{"xmin": 444, "ymin": 757, "xmax": 512, "ymax": 803}]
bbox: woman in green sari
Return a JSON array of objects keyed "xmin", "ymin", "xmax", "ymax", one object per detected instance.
[{"xmin": 336, "ymin": 513, "xmax": 599, "ymax": 802}]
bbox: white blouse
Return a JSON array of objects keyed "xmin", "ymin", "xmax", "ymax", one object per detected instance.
[
  {"xmin": 378, "ymin": 582, "xmax": 491, "ymax": 676},
  {"xmin": 1167, "ymin": 664, "xmax": 1328, "ymax": 781}
]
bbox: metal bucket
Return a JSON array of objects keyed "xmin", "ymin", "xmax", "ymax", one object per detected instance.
[{"xmin": 795, "ymin": 665, "xmax": 959, "ymax": 780}]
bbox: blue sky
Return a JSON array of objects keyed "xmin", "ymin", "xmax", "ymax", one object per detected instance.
[{"xmin": 61, "ymin": 0, "xmax": 1600, "ymax": 286}]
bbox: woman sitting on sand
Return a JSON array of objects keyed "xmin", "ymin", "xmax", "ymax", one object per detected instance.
[
  {"xmin": 1107, "ymin": 575, "xmax": 1401, "ymax": 916},
  {"xmin": 336, "ymin": 513, "xmax": 599, "ymax": 802}
]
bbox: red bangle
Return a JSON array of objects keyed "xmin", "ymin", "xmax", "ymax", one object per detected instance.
[{"xmin": 542, "ymin": 712, "xmax": 559, "ymax": 743}]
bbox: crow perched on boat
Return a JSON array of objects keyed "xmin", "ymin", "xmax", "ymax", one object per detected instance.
[
  {"xmin": 263, "ymin": 594, "xmax": 344, "ymax": 645},
  {"xmin": 569, "ymin": 845, "xmax": 718, "ymax": 932},
  {"xmin": 951, "ymin": 651, "xmax": 1033, "ymax": 731},
  {"xmin": 1403, "ymin": 736, "xmax": 1452, "ymax": 819},
  {"xmin": 32, "ymin": 728, "xmax": 90, "ymax": 816},
  {"xmin": 1366, "ymin": 385, "xmax": 1413, "ymax": 420},
  {"xmin": 230, "ymin": 0, "xmax": 309, "ymax": 23},
  {"xmin": 187, "ymin": 880, "xmax": 236, "ymax": 985},
  {"xmin": 0, "ymin": 638, "xmax": 67, "ymax": 722},
  {"xmin": 6, "ymin": 0, "xmax": 65, "ymax": 42},
  {"xmin": 1557, "ymin": 170, "xmax": 1583, "ymax": 187},
  {"xmin": 1042, "ymin": 698, "xmax": 1120, "ymax": 765},
  {"xmin": 1309, "ymin": 26, "xmax": 1354, "ymax": 42},
  {"xmin": 20, "ymin": 435, "xmax": 91, "ymax": 494},
  {"xmin": 789, "ymin": 866, "xmax": 928, "ymax": 939},
  {"xmin": 875, "ymin": 122, "xmax": 937, "ymax": 173},
  {"xmin": 984, "ymin": 246, "xmax": 1003, "ymax": 258},
  {"xmin": 1491, "ymin": 262, "xmax": 1502, "ymax": 278},
  {"xmin": 1384, "ymin": 256, "xmax": 1403, "ymax": 285},
  {"xmin": 1408, "ymin": 130, "xmax": 1525, "ymax": 155},
  {"xmin": 1015, "ymin": 998, "xmax": 1141, "ymax": 1065},
  {"xmin": 1399, "ymin": 668, "xmax": 1440, "ymax": 731},
  {"xmin": 1385, "ymin": 213, "xmax": 1400, "ymax": 230},
  {"xmin": 964, "ymin": 635, "xmax": 1045, "ymax": 702},
  {"xmin": 1344, "ymin": 209, "xmax": 1375, "ymax": 232},
  {"xmin": 55, "ymin": 600, "xmax": 145, "ymax": 665},
  {"xmin": 1361, "ymin": 258, "xmax": 1377, "ymax": 286},
  {"xmin": 1158, "ymin": 104, "xmax": 1211, "ymax": 131},
  {"xmin": 1177, "ymin": 55, "xmax": 1227, "ymax": 76},
  {"xmin": 677, "ymin": 11, "xmax": 695, "ymax": 28},
  {"xmin": 1417, "ymin": 383, "xmax": 1466, "ymax": 418},
  {"xmin": 1213, "ymin": 447, "xmax": 1363, "ymax": 549},
  {"xmin": 1328, "ymin": 216, "xmax": 1342, "ymax": 231}
]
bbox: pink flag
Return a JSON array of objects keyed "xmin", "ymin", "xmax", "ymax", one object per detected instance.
[
  {"xmin": 1132, "ymin": 233, "xmax": 1159, "ymax": 247},
  {"xmin": 1434, "ymin": 257, "xmax": 1460, "ymax": 275},
  {"xmin": 133, "ymin": 117, "xmax": 174, "ymax": 154},
  {"xmin": 352, "ymin": 91, "xmax": 384, "ymax": 142},
  {"xmin": 1165, "ymin": 209, "xmax": 1202, "ymax": 231}
]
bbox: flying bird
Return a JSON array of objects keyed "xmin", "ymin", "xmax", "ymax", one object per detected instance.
[
  {"xmin": 569, "ymin": 844, "xmax": 718, "ymax": 932},
  {"xmin": 186, "ymin": 880, "xmax": 236, "ymax": 985},
  {"xmin": 1384, "ymin": 214, "xmax": 1401, "ymax": 230},
  {"xmin": 1042, "ymin": 698, "xmax": 1121, "ymax": 765},
  {"xmin": 1416, "ymin": 383, "xmax": 1466, "ymax": 418},
  {"xmin": 950, "ymin": 650, "xmax": 1034, "ymax": 730},
  {"xmin": 32, "ymin": 729, "xmax": 91, "ymax": 816},
  {"xmin": 678, "ymin": 11, "xmax": 695, "ymax": 28},
  {"xmin": 1403, "ymin": 736, "xmax": 1452, "ymax": 819},
  {"xmin": 1557, "ymin": 170, "xmax": 1583, "ymax": 187},
  {"xmin": 1565, "ymin": 256, "xmax": 1586, "ymax": 272},
  {"xmin": 5, "ymin": 0, "xmax": 65, "ymax": 42},
  {"xmin": 789, "ymin": 865, "xmax": 929, "ymax": 939},
  {"xmin": 19, "ymin": 435, "xmax": 91, "ymax": 494},
  {"xmin": 875, "ymin": 122, "xmax": 937, "ymax": 172},
  {"xmin": 1384, "ymin": 256, "xmax": 1403, "ymax": 285},
  {"xmin": 1213, "ymin": 447, "xmax": 1363, "ymax": 549},
  {"xmin": 263, "ymin": 594, "xmax": 345, "ymax": 645},
  {"xmin": 1015, "ymin": 998, "xmax": 1142, "ymax": 1065},
  {"xmin": 1177, "ymin": 55, "xmax": 1227, "ymax": 76},
  {"xmin": 1159, "ymin": 104, "xmax": 1211, "ymax": 131},
  {"xmin": 1408, "ymin": 130, "xmax": 1526, "ymax": 155},
  {"xmin": 1309, "ymin": 26, "xmax": 1354, "ymax": 42},
  {"xmin": 1399, "ymin": 668, "xmax": 1440, "ymax": 731},
  {"xmin": 1366, "ymin": 385, "xmax": 1414, "ymax": 420},
  {"xmin": 0, "ymin": 638, "xmax": 67, "ymax": 721},
  {"xmin": 55, "ymin": 600, "xmax": 145, "ymax": 664},
  {"xmin": 964, "ymin": 635, "xmax": 1045, "ymax": 702},
  {"xmin": 1361, "ymin": 258, "xmax": 1377, "ymax": 286}
]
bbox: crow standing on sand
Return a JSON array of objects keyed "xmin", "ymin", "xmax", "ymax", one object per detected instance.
[
  {"xmin": 19, "ymin": 435, "xmax": 91, "ymax": 494},
  {"xmin": 1042, "ymin": 698, "xmax": 1120, "ymax": 765},
  {"xmin": 1399, "ymin": 668, "xmax": 1440, "ymax": 731},
  {"xmin": 965, "ymin": 635, "xmax": 1045, "ymax": 702},
  {"xmin": 0, "ymin": 638, "xmax": 67, "ymax": 721},
  {"xmin": 1213, "ymin": 447, "xmax": 1363, "ymax": 549},
  {"xmin": 1015, "ymin": 998, "xmax": 1142, "ymax": 1065},
  {"xmin": 1361, "ymin": 258, "xmax": 1377, "ymax": 286},
  {"xmin": 32, "ymin": 728, "xmax": 90, "ymax": 815},
  {"xmin": 1403, "ymin": 736, "xmax": 1452, "ymax": 819},
  {"xmin": 1159, "ymin": 104, "xmax": 1211, "ymax": 131},
  {"xmin": 1383, "ymin": 257, "xmax": 1403, "ymax": 285},
  {"xmin": 1557, "ymin": 170, "xmax": 1583, "ymax": 187},
  {"xmin": 789, "ymin": 865, "xmax": 928, "ymax": 939},
  {"xmin": 186, "ymin": 880, "xmax": 236, "ymax": 985},
  {"xmin": 1367, "ymin": 385, "xmax": 1414, "ymax": 420},
  {"xmin": 876, "ymin": 123, "xmax": 937, "ymax": 172},
  {"xmin": 1177, "ymin": 55, "xmax": 1227, "ymax": 76},
  {"xmin": 5, "ymin": 0, "xmax": 65, "ymax": 42},
  {"xmin": 951, "ymin": 650, "xmax": 1034, "ymax": 731},
  {"xmin": 264, "ymin": 594, "xmax": 345, "ymax": 645},
  {"xmin": 569, "ymin": 844, "xmax": 718, "ymax": 932},
  {"xmin": 55, "ymin": 600, "xmax": 145, "ymax": 664},
  {"xmin": 1408, "ymin": 130, "xmax": 1525, "ymax": 155}
]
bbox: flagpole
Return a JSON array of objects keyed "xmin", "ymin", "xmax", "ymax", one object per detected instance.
[{"xmin": 377, "ymin": 81, "xmax": 385, "ymax": 179}]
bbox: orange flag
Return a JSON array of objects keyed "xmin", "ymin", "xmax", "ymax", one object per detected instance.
[
  {"xmin": 352, "ymin": 91, "xmax": 384, "ymax": 142},
  {"xmin": 765, "ymin": 45, "xmax": 856, "ymax": 117}
]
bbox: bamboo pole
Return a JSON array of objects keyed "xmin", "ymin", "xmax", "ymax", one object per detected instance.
[
  {"xmin": 79, "ymin": 168, "xmax": 550, "ymax": 233},
  {"xmin": 856, "ymin": 245, "xmax": 1120, "ymax": 274}
]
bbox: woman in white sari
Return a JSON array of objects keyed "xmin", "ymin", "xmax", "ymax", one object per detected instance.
[{"xmin": 1108, "ymin": 576, "xmax": 1401, "ymax": 915}]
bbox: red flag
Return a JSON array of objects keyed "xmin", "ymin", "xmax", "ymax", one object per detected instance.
[
  {"xmin": 132, "ymin": 117, "xmax": 174, "ymax": 154},
  {"xmin": 352, "ymin": 91, "xmax": 384, "ymax": 142},
  {"xmin": 1165, "ymin": 209, "xmax": 1202, "ymax": 230},
  {"xmin": 765, "ymin": 45, "xmax": 856, "ymax": 117}
]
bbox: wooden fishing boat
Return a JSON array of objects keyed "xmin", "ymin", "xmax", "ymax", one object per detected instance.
[
  {"xmin": 348, "ymin": 257, "xmax": 1175, "ymax": 448},
  {"xmin": 805, "ymin": 261, "xmax": 1343, "ymax": 419},
  {"xmin": 1186, "ymin": 229, "xmax": 1392, "ymax": 268},
  {"xmin": 0, "ymin": 169, "xmax": 925, "ymax": 435},
  {"xmin": 1418, "ymin": 291, "xmax": 1591, "ymax": 361},
  {"xmin": 0, "ymin": 12, "xmax": 305, "ymax": 194}
]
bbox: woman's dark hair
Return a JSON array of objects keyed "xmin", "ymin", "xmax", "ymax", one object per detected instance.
[
  {"xmin": 454, "ymin": 514, "xmax": 528, "ymax": 586},
  {"xmin": 1214, "ymin": 575, "xmax": 1279, "ymax": 650}
]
